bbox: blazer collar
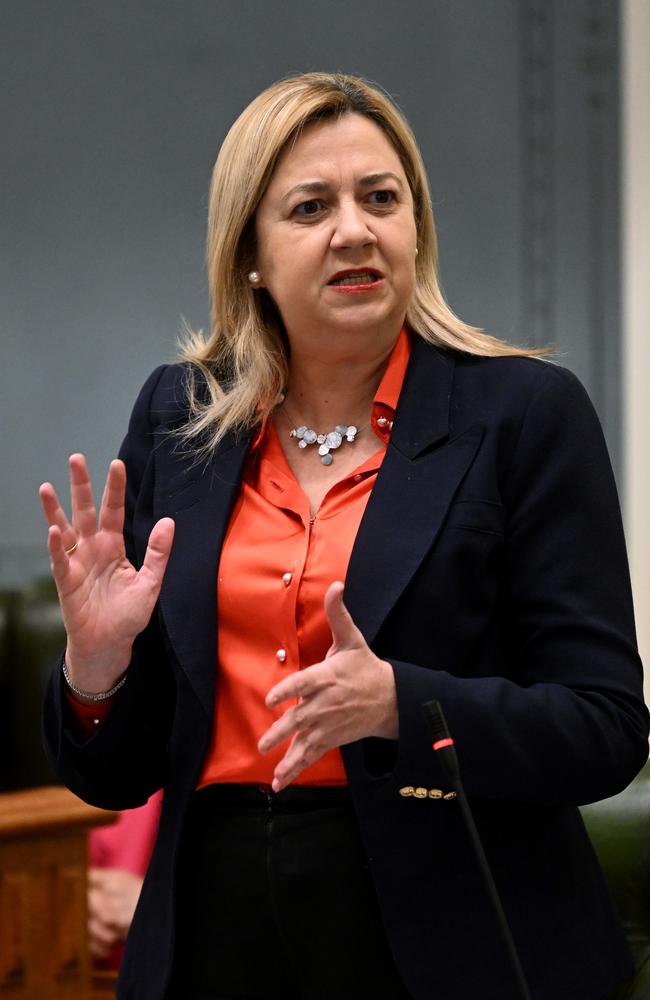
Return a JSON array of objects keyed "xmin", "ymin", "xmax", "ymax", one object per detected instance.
[{"xmin": 389, "ymin": 334, "xmax": 454, "ymax": 458}]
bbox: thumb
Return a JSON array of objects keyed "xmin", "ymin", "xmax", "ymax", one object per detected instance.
[
  {"xmin": 140, "ymin": 517, "xmax": 175, "ymax": 588},
  {"xmin": 324, "ymin": 580, "xmax": 364, "ymax": 654}
]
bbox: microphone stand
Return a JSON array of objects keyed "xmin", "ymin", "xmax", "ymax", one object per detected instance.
[{"xmin": 422, "ymin": 700, "xmax": 533, "ymax": 1000}]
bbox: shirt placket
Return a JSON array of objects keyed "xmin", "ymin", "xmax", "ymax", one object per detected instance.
[{"xmin": 259, "ymin": 464, "xmax": 312, "ymax": 683}]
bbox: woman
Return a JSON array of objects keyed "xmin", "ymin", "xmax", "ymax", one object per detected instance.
[{"xmin": 41, "ymin": 73, "xmax": 648, "ymax": 1000}]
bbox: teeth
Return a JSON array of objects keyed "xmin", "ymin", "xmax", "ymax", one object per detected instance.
[{"xmin": 331, "ymin": 273, "xmax": 377, "ymax": 286}]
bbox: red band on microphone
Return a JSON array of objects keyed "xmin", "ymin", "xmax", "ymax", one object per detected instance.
[{"xmin": 432, "ymin": 737, "xmax": 454, "ymax": 751}]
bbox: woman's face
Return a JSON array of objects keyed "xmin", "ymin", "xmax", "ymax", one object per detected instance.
[{"xmin": 254, "ymin": 113, "xmax": 418, "ymax": 356}]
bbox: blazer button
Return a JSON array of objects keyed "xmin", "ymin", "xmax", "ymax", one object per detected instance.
[
  {"xmin": 414, "ymin": 787, "xmax": 428, "ymax": 799},
  {"xmin": 399, "ymin": 786, "xmax": 415, "ymax": 797},
  {"xmin": 428, "ymin": 789, "xmax": 443, "ymax": 799}
]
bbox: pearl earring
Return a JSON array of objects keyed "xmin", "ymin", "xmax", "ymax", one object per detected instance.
[
  {"xmin": 248, "ymin": 270, "xmax": 261, "ymax": 285},
  {"xmin": 415, "ymin": 248, "xmax": 419, "ymax": 256}
]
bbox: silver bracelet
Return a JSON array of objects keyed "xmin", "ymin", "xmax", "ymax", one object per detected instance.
[{"xmin": 62, "ymin": 659, "xmax": 128, "ymax": 702}]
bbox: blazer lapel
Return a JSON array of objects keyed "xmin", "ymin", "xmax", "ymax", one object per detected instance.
[
  {"xmin": 345, "ymin": 339, "xmax": 484, "ymax": 646},
  {"xmin": 153, "ymin": 427, "xmax": 252, "ymax": 715}
]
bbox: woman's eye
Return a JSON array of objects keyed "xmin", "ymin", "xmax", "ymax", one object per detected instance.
[
  {"xmin": 368, "ymin": 190, "xmax": 395, "ymax": 206},
  {"xmin": 294, "ymin": 200, "xmax": 323, "ymax": 217}
]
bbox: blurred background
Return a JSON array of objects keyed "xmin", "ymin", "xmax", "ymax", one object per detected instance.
[{"xmin": 1, "ymin": 0, "xmax": 648, "ymax": 790}]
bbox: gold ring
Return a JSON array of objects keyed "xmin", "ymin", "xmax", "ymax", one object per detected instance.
[{"xmin": 65, "ymin": 541, "xmax": 78, "ymax": 556}]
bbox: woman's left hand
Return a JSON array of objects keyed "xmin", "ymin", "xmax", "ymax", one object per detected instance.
[{"xmin": 258, "ymin": 581, "xmax": 398, "ymax": 791}]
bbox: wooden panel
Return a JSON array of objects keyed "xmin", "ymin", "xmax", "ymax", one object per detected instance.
[
  {"xmin": 0, "ymin": 872, "xmax": 27, "ymax": 990},
  {"xmin": 0, "ymin": 785, "xmax": 117, "ymax": 839},
  {"xmin": 0, "ymin": 787, "xmax": 117, "ymax": 998}
]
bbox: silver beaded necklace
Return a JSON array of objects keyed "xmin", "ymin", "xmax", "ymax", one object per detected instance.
[
  {"xmin": 278, "ymin": 395, "xmax": 367, "ymax": 466},
  {"xmin": 290, "ymin": 423, "xmax": 360, "ymax": 466}
]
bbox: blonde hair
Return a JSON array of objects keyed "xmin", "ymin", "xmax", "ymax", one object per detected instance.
[{"xmin": 179, "ymin": 72, "xmax": 540, "ymax": 451}]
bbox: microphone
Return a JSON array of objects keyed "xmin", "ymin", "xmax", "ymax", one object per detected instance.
[{"xmin": 422, "ymin": 700, "xmax": 532, "ymax": 1000}]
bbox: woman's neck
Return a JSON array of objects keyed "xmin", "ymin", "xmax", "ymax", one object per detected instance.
[{"xmin": 281, "ymin": 341, "xmax": 396, "ymax": 430}]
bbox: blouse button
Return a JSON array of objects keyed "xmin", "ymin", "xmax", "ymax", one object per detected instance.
[
  {"xmin": 276, "ymin": 649, "xmax": 287, "ymax": 663},
  {"xmin": 376, "ymin": 416, "xmax": 389, "ymax": 428},
  {"xmin": 282, "ymin": 572, "xmax": 292, "ymax": 586},
  {"xmin": 353, "ymin": 474, "xmax": 362, "ymax": 482}
]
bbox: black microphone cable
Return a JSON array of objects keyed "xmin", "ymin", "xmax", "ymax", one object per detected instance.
[{"xmin": 422, "ymin": 700, "xmax": 533, "ymax": 1000}]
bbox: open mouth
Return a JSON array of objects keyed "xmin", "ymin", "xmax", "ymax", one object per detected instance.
[{"xmin": 328, "ymin": 270, "xmax": 383, "ymax": 286}]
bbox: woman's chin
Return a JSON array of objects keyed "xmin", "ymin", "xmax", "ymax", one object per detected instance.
[{"xmin": 321, "ymin": 298, "xmax": 404, "ymax": 333}]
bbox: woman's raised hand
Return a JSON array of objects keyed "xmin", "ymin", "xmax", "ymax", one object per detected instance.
[{"xmin": 39, "ymin": 453, "xmax": 175, "ymax": 693}]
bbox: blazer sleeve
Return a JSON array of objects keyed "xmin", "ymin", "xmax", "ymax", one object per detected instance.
[
  {"xmin": 42, "ymin": 365, "xmax": 177, "ymax": 811},
  {"xmin": 383, "ymin": 363, "xmax": 649, "ymax": 806}
]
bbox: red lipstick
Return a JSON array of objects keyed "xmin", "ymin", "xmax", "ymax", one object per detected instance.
[{"xmin": 327, "ymin": 268, "xmax": 384, "ymax": 293}]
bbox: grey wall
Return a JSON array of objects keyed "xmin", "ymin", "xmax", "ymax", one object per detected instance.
[{"xmin": 1, "ymin": 0, "xmax": 620, "ymax": 588}]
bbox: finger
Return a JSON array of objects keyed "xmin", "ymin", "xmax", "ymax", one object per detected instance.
[
  {"xmin": 47, "ymin": 525, "xmax": 72, "ymax": 584},
  {"xmin": 39, "ymin": 482, "xmax": 69, "ymax": 530},
  {"xmin": 265, "ymin": 666, "xmax": 320, "ymax": 710},
  {"xmin": 69, "ymin": 453, "xmax": 98, "ymax": 538},
  {"xmin": 98, "ymin": 459, "xmax": 127, "ymax": 535},
  {"xmin": 140, "ymin": 517, "xmax": 175, "ymax": 588},
  {"xmin": 88, "ymin": 868, "xmax": 107, "ymax": 889},
  {"xmin": 271, "ymin": 732, "xmax": 326, "ymax": 791},
  {"xmin": 258, "ymin": 702, "xmax": 306, "ymax": 754},
  {"xmin": 324, "ymin": 580, "xmax": 364, "ymax": 654},
  {"xmin": 39, "ymin": 482, "xmax": 78, "ymax": 550},
  {"xmin": 87, "ymin": 913, "xmax": 116, "ymax": 944},
  {"xmin": 88, "ymin": 916, "xmax": 117, "ymax": 953}
]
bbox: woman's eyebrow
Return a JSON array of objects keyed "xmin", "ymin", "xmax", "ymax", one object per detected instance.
[
  {"xmin": 357, "ymin": 172, "xmax": 404, "ymax": 190},
  {"xmin": 282, "ymin": 180, "xmax": 330, "ymax": 203}
]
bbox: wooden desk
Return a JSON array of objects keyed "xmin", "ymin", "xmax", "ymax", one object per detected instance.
[{"xmin": 0, "ymin": 786, "xmax": 118, "ymax": 998}]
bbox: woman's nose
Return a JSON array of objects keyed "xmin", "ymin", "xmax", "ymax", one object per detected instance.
[{"xmin": 329, "ymin": 202, "xmax": 377, "ymax": 250}]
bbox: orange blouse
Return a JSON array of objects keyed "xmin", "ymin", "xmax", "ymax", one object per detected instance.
[
  {"xmin": 67, "ymin": 329, "xmax": 411, "ymax": 788},
  {"xmin": 199, "ymin": 327, "xmax": 411, "ymax": 787}
]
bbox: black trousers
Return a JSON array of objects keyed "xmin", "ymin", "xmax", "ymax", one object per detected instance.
[{"xmin": 170, "ymin": 784, "xmax": 412, "ymax": 1000}]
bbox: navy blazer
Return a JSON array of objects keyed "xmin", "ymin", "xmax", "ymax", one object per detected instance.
[{"xmin": 44, "ymin": 336, "xmax": 649, "ymax": 1000}]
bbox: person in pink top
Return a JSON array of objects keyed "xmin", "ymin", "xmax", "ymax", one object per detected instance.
[{"xmin": 88, "ymin": 791, "xmax": 162, "ymax": 966}]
